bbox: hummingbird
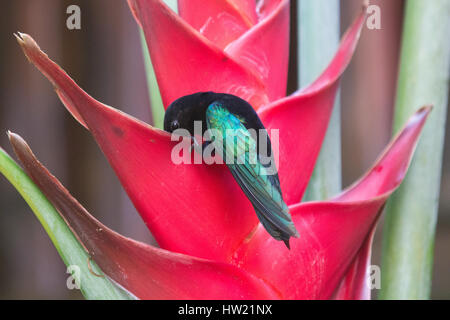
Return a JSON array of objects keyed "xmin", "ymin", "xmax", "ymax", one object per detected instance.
[{"xmin": 164, "ymin": 92, "xmax": 299, "ymax": 249}]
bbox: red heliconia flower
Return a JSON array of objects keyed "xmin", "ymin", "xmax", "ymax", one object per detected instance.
[{"xmin": 10, "ymin": 0, "xmax": 430, "ymax": 300}]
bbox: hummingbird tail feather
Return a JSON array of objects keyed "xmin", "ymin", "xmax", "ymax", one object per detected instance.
[
  {"xmin": 254, "ymin": 206, "xmax": 296, "ymax": 249},
  {"xmin": 283, "ymin": 239, "xmax": 291, "ymax": 250}
]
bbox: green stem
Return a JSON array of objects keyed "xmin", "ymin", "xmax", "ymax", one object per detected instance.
[
  {"xmin": 380, "ymin": 0, "xmax": 450, "ymax": 299},
  {"xmin": 299, "ymin": 0, "xmax": 341, "ymax": 201},
  {"xmin": 139, "ymin": 0, "xmax": 178, "ymax": 129}
]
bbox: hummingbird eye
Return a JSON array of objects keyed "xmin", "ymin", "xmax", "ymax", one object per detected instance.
[{"xmin": 170, "ymin": 120, "xmax": 180, "ymax": 132}]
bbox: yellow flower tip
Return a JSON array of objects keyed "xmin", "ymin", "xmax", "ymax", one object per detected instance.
[
  {"xmin": 13, "ymin": 32, "xmax": 24, "ymax": 45},
  {"xmin": 7, "ymin": 131, "xmax": 21, "ymax": 145},
  {"xmin": 14, "ymin": 32, "xmax": 48, "ymax": 65}
]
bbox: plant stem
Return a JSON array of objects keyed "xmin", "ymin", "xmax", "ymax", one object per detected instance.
[
  {"xmin": 139, "ymin": 0, "xmax": 178, "ymax": 129},
  {"xmin": 299, "ymin": 0, "xmax": 341, "ymax": 201},
  {"xmin": 380, "ymin": 0, "xmax": 450, "ymax": 299}
]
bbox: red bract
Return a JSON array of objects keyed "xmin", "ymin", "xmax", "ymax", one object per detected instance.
[{"xmin": 11, "ymin": 0, "xmax": 430, "ymax": 299}]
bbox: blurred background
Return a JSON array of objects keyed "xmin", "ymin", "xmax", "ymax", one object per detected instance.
[{"xmin": 0, "ymin": 0, "xmax": 448, "ymax": 299}]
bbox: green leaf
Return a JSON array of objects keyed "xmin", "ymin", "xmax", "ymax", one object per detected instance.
[
  {"xmin": 0, "ymin": 145, "xmax": 134, "ymax": 300},
  {"xmin": 380, "ymin": 0, "xmax": 450, "ymax": 299},
  {"xmin": 299, "ymin": 0, "xmax": 342, "ymax": 201}
]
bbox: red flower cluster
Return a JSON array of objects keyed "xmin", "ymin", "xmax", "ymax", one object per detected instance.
[{"xmin": 9, "ymin": 0, "xmax": 429, "ymax": 299}]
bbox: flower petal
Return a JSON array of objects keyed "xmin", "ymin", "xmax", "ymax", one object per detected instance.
[
  {"xmin": 178, "ymin": 0, "xmax": 256, "ymax": 49},
  {"xmin": 8, "ymin": 132, "xmax": 279, "ymax": 300},
  {"xmin": 232, "ymin": 0, "xmax": 258, "ymax": 23},
  {"xmin": 225, "ymin": 0, "xmax": 290, "ymax": 101},
  {"xmin": 233, "ymin": 107, "xmax": 431, "ymax": 299},
  {"xmin": 256, "ymin": 0, "xmax": 283, "ymax": 21},
  {"xmin": 333, "ymin": 108, "xmax": 433, "ymax": 203},
  {"xmin": 331, "ymin": 227, "xmax": 376, "ymax": 300},
  {"xmin": 16, "ymin": 32, "xmax": 259, "ymax": 262},
  {"xmin": 257, "ymin": 6, "xmax": 367, "ymax": 204},
  {"xmin": 128, "ymin": 0, "xmax": 268, "ymax": 108}
]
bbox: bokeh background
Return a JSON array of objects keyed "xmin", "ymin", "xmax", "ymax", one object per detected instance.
[{"xmin": 0, "ymin": 0, "xmax": 448, "ymax": 299}]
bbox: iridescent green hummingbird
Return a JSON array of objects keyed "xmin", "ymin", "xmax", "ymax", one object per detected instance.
[{"xmin": 164, "ymin": 92, "xmax": 299, "ymax": 248}]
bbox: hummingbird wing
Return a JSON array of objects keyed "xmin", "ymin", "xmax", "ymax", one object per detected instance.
[{"xmin": 205, "ymin": 103, "xmax": 299, "ymax": 245}]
